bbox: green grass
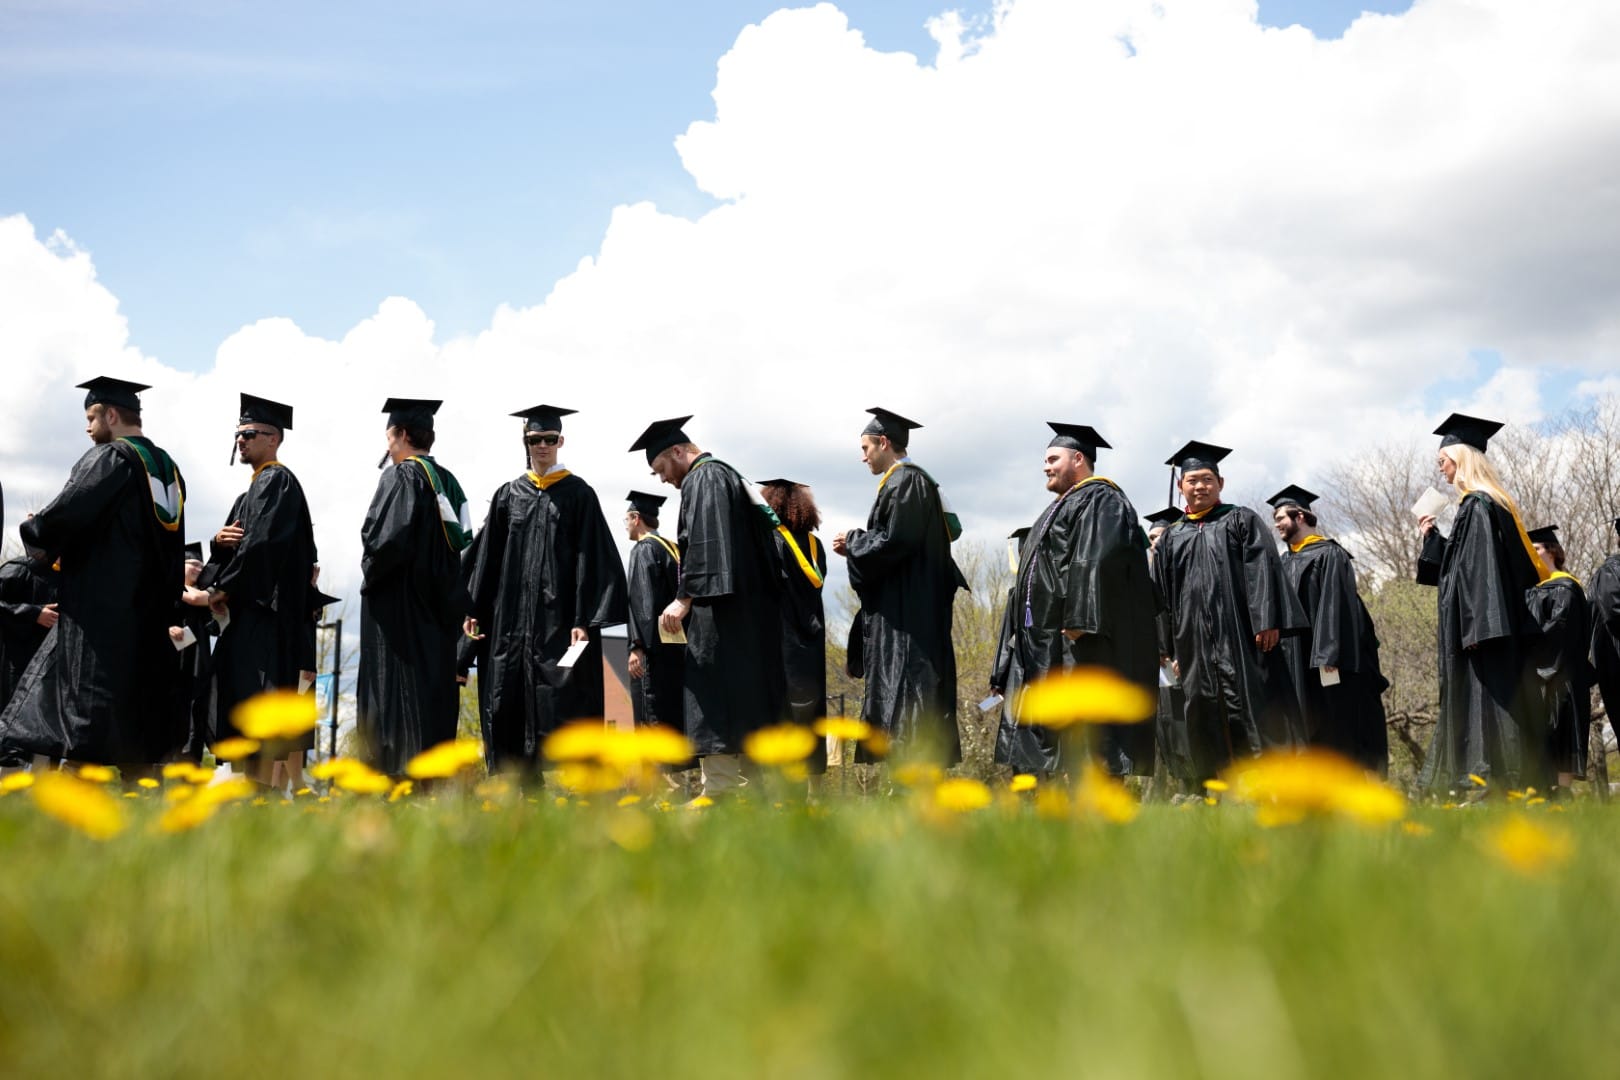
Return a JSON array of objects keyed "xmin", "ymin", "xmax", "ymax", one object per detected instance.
[{"xmin": 0, "ymin": 787, "xmax": 1615, "ymax": 1079}]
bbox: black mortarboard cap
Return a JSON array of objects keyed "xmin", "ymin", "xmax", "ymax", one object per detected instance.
[
  {"xmin": 382, "ymin": 398, "xmax": 442, "ymax": 430},
  {"xmin": 626, "ymin": 490, "xmax": 666, "ymax": 516},
  {"xmin": 1267, "ymin": 485, "xmax": 1320, "ymax": 511},
  {"xmin": 756, "ymin": 478, "xmax": 802, "ymax": 489},
  {"xmin": 238, "ymin": 393, "xmax": 293, "ymax": 431},
  {"xmin": 310, "ymin": 589, "xmax": 342, "ymax": 615},
  {"xmin": 1165, "ymin": 440, "xmax": 1232, "ymax": 474},
  {"xmin": 511, "ymin": 404, "xmax": 577, "ymax": 432},
  {"xmin": 1526, "ymin": 524, "xmax": 1561, "ymax": 546},
  {"xmin": 183, "ymin": 541, "xmax": 204, "ymax": 561},
  {"xmin": 862, "ymin": 407, "xmax": 922, "ymax": 447},
  {"xmin": 78, "ymin": 376, "xmax": 149, "ymax": 412},
  {"xmin": 1008, "ymin": 526, "xmax": 1031, "ymax": 542},
  {"xmin": 1046, "ymin": 422, "xmax": 1110, "ymax": 462},
  {"xmin": 1144, "ymin": 507, "xmax": 1182, "ymax": 526},
  {"xmin": 1434, "ymin": 413, "xmax": 1503, "ymax": 453},
  {"xmin": 629, "ymin": 416, "xmax": 694, "ymax": 465}
]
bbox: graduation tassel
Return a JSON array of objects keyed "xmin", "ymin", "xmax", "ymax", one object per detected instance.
[
  {"xmin": 378, "ymin": 451, "xmax": 389, "ymax": 469},
  {"xmin": 229, "ymin": 440, "xmax": 237, "ymax": 467}
]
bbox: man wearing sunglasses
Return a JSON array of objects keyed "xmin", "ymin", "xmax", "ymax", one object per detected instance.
[
  {"xmin": 461, "ymin": 406, "xmax": 627, "ymax": 779},
  {"xmin": 204, "ymin": 393, "xmax": 318, "ymax": 788}
]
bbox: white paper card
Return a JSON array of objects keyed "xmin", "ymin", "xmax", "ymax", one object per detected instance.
[
  {"xmin": 1320, "ymin": 667, "xmax": 1341, "ymax": 687},
  {"xmin": 659, "ymin": 623, "xmax": 688, "ymax": 645},
  {"xmin": 979, "ymin": 693, "xmax": 1004, "ymax": 712},
  {"xmin": 557, "ymin": 639, "xmax": 591, "ymax": 668},
  {"xmin": 171, "ymin": 626, "xmax": 197, "ymax": 652},
  {"xmin": 1411, "ymin": 487, "xmax": 1450, "ymax": 520}
]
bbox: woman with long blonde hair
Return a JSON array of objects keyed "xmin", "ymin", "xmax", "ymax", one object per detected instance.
[{"xmin": 1416, "ymin": 413, "xmax": 1548, "ymax": 796}]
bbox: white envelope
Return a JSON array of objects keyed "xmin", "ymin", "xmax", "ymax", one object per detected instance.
[
  {"xmin": 659, "ymin": 623, "xmax": 688, "ymax": 645},
  {"xmin": 979, "ymin": 693, "xmax": 1004, "ymax": 712},
  {"xmin": 557, "ymin": 639, "xmax": 591, "ymax": 669}
]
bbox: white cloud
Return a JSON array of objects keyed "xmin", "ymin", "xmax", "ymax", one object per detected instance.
[{"xmin": 4, "ymin": 0, "xmax": 1618, "ymax": 603}]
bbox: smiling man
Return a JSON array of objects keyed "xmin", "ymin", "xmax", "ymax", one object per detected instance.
[
  {"xmin": 989, "ymin": 423, "xmax": 1158, "ymax": 778},
  {"xmin": 1150, "ymin": 441, "xmax": 1306, "ymax": 783}
]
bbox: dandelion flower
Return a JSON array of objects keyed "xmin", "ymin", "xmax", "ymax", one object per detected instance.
[
  {"xmin": 212, "ymin": 737, "xmax": 261, "ymax": 762},
  {"xmin": 1468, "ymin": 773, "xmax": 1488, "ymax": 788},
  {"xmin": 335, "ymin": 766, "xmax": 393, "ymax": 795},
  {"xmin": 310, "ymin": 757, "xmax": 367, "ymax": 781},
  {"xmin": 1223, "ymin": 749, "xmax": 1405, "ymax": 826},
  {"xmin": 814, "ymin": 717, "xmax": 872, "ymax": 741},
  {"xmin": 232, "ymin": 689, "xmax": 318, "ymax": 740},
  {"xmin": 1015, "ymin": 666, "xmax": 1155, "ymax": 728},
  {"xmin": 743, "ymin": 724, "xmax": 818, "ymax": 766},
  {"xmin": 542, "ymin": 721, "xmax": 611, "ymax": 763},
  {"xmin": 687, "ymin": 795, "xmax": 715, "ymax": 810},
  {"xmin": 30, "ymin": 772, "xmax": 127, "ymax": 840},
  {"xmin": 159, "ymin": 800, "xmax": 218, "ymax": 834},
  {"xmin": 1009, "ymin": 773, "xmax": 1038, "ymax": 793},
  {"xmin": 931, "ymin": 777, "xmax": 993, "ymax": 813},
  {"xmin": 557, "ymin": 761, "xmax": 625, "ymax": 795},
  {"xmin": 388, "ymin": 780, "xmax": 413, "ymax": 802},
  {"xmin": 1202, "ymin": 778, "xmax": 1229, "ymax": 793},
  {"xmin": 406, "ymin": 738, "xmax": 484, "ymax": 779},
  {"xmin": 617, "ymin": 794, "xmax": 643, "ymax": 807},
  {"xmin": 137, "ymin": 777, "xmax": 160, "ymax": 789},
  {"xmin": 77, "ymin": 764, "xmax": 117, "ymax": 784},
  {"xmin": 1402, "ymin": 821, "xmax": 1433, "ymax": 837},
  {"xmin": 1489, "ymin": 816, "xmax": 1573, "ymax": 875},
  {"xmin": 893, "ymin": 762, "xmax": 944, "ymax": 788},
  {"xmin": 0, "ymin": 773, "xmax": 36, "ymax": 794},
  {"xmin": 626, "ymin": 725, "xmax": 695, "ymax": 766},
  {"xmin": 1075, "ymin": 764, "xmax": 1139, "ymax": 824}
]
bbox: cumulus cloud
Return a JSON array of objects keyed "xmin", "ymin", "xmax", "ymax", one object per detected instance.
[{"xmin": 3, "ymin": 0, "xmax": 1618, "ymax": 605}]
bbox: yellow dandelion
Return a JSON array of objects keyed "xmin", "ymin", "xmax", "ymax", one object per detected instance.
[
  {"xmin": 159, "ymin": 800, "xmax": 218, "ymax": 833},
  {"xmin": 861, "ymin": 729, "xmax": 892, "ymax": 757},
  {"xmin": 893, "ymin": 762, "xmax": 944, "ymax": 788},
  {"xmin": 743, "ymin": 723, "xmax": 818, "ymax": 766},
  {"xmin": 556, "ymin": 761, "xmax": 625, "ymax": 795},
  {"xmin": 231, "ymin": 689, "xmax": 318, "ymax": 741},
  {"xmin": 931, "ymin": 777, "xmax": 994, "ymax": 813},
  {"xmin": 1009, "ymin": 773, "xmax": 1038, "ymax": 793},
  {"xmin": 0, "ymin": 773, "xmax": 36, "ymax": 794},
  {"xmin": 553, "ymin": 795, "xmax": 569, "ymax": 807},
  {"xmin": 1489, "ymin": 816, "xmax": 1573, "ymax": 875},
  {"xmin": 295, "ymin": 787, "xmax": 312, "ymax": 796},
  {"xmin": 405, "ymin": 738, "xmax": 485, "ymax": 779},
  {"xmin": 1034, "ymin": 784, "xmax": 1071, "ymax": 820},
  {"xmin": 687, "ymin": 795, "xmax": 715, "ymax": 809},
  {"xmin": 161, "ymin": 762, "xmax": 193, "ymax": 780},
  {"xmin": 335, "ymin": 767, "xmax": 393, "ymax": 795},
  {"xmin": 617, "ymin": 793, "xmax": 643, "ymax": 807},
  {"xmin": 387, "ymin": 780, "xmax": 413, "ymax": 802},
  {"xmin": 1468, "ymin": 773, "xmax": 1488, "ymax": 788},
  {"xmin": 1402, "ymin": 821, "xmax": 1433, "ymax": 837},
  {"xmin": 1223, "ymin": 749, "xmax": 1405, "ymax": 826},
  {"xmin": 1075, "ymin": 763, "xmax": 1139, "ymax": 823},
  {"xmin": 626, "ymin": 725, "xmax": 695, "ymax": 766},
  {"xmin": 136, "ymin": 777, "xmax": 160, "ymax": 789},
  {"xmin": 181, "ymin": 763, "xmax": 214, "ymax": 784},
  {"xmin": 76, "ymin": 764, "xmax": 117, "ymax": 783},
  {"xmin": 29, "ymin": 772, "xmax": 127, "ymax": 840},
  {"xmin": 814, "ymin": 716, "xmax": 872, "ymax": 741},
  {"xmin": 196, "ymin": 777, "xmax": 259, "ymax": 807},
  {"xmin": 475, "ymin": 776, "xmax": 513, "ymax": 799},
  {"xmin": 309, "ymin": 757, "xmax": 367, "ymax": 781},
  {"xmin": 1527, "ymin": 796, "xmax": 1547, "ymax": 807},
  {"xmin": 122, "ymin": 791, "xmax": 140, "ymax": 799},
  {"xmin": 1015, "ymin": 666, "xmax": 1155, "ymax": 729},
  {"xmin": 165, "ymin": 784, "xmax": 195, "ymax": 803},
  {"xmin": 212, "ymin": 737, "xmax": 261, "ymax": 762},
  {"xmin": 542, "ymin": 721, "xmax": 611, "ymax": 763},
  {"xmin": 1202, "ymin": 778, "xmax": 1229, "ymax": 793}
]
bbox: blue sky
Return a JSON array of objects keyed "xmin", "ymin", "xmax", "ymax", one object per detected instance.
[{"xmin": 1, "ymin": 0, "xmax": 1411, "ymax": 371}]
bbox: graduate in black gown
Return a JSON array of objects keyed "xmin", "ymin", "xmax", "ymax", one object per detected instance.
[
  {"xmin": 990, "ymin": 423, "xmax": 1159, "ymax": 777},
  {"xmin": 833, "ymin": 408, "xmax": 965, "ymax": 763},
  {"xmin": 1525, "ymin": 525, "xmax": 1593, "ymax": 793},
  {"xmin": 358, "ymin": 398, "xmax": 472, "ymax": 775},
  {"xmin": 205, "ymin": 395, "xmax": 319, "ymax": 780},
  {"xmin": 461, "ymin": 406, "xmax": 628, "ymax": 774},
  {"xmin": 0, "ymin": 377, "xmax": 187, "ymax": 768},
  {"xmin": 1269, "ymin": 485, "xmax": 1390, "ymax": 774},
  {"xmin": 631, "ymin": 416, "xmax": 784, "ymax": 797},
  {"xmin": 760, "ymin": 479, "xmax": 829, "ymax": 775},
  {"xmin": 1415, "ymin": 414, "xmax": 1549, "ymax": 795},
  {"xmin": 1151, "ymin": 441, "xmax": 1306, "ymax": 782},
  {"xmin": 169, "ymin": 542, "xmax": 216, "ymax": 762},
  {"xmin": 1143, "ymin": 507, "xmax": 1194, "ymax": 788},
  {"xmin": 0, "ymin": 553, "xmax": 58, "ymax": 714},
  {"xmin": 623, "ymin": 491, "xmax": 685, "ymax": 732},
  {"xmin": 1591, "ymin": 518, "xmax": 1620, "ymax": 743}
]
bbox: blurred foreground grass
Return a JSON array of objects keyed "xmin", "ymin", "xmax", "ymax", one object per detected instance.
[{"xmin": 0, "ymin": 788, "xmax": 1616, "ymax": 1079}]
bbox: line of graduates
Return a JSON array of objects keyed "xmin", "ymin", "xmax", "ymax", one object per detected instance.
[{"xmin": 3, "ymin": 380, "xmax": 1619, "ymax": 804}]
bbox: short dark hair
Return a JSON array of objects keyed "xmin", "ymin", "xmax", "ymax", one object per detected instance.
[
  {"xmin": 396, "ymin": 424, "xmax": 436, "ymax": 452},
  {"xmin": 101, "ymin": 403, "xmax": 141, "ymax": 427},
  {"xmin": 633, "ymin": 509, "xmax": 660, "ymax": 530}
]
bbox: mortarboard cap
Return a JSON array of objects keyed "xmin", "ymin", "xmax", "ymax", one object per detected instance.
[
  {"xmin": 511, "ymin": 404, "xmax": 577, "ymax": 432},
  {"xmin": 1006, "ymin": 526, "xmax": 1031, "ymax": 571},
  {"xmin": 1144, "ymin": 507, "xmax": 1182, "ymax": 527},
  {"xmin": 1526, "ymin": 524, "xmax": 1561, "ymax": 546},
  {"xmin": 183, "ymin": 541, "xmax": 204, "ymax": 561},
  {"xmin": 756, "ymin": 478, "xmax": 803, "ymax": 489},
  {"xmin": 238, "ymin": 393, "xmax": 293, "ymax": 431},
  {"xmin": 1267, "ymin": 485, "xmax": 1320, "ymax": 511},
  {"xmin": 1434, "ymin": 413, "xmax": 1504, "ymax": 454},
  {"xmin": 310, "ymin": 589, "xmax": 342, "ymax": 615},
  {"xmin": 862, "ymin": 407, "xmax": 922, "ymax": 448},
  {"xmin": 382, "ymin": 398, "xmax": 442, "ymax": 430},
  {"xmin": 78, "ymin": 376, "xmax": 149, "ymax": 412},
  {"xmin": 1046, "ymin": 422, "xmax": 1110, "ymax": 462},
  {"xmin": 629, "ymin": 416, "xmax": 694, "ymax": 465},
  {"xmin": 1165, "ymin": 440, "xmax": 1232, "ymax": 474},
  {"xmin": 626, "ymin": 490, "xmax": 667, "ymax": 517}
]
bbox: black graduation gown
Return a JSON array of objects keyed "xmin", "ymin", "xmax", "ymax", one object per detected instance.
[
  {"xmin": 0, "ymin": 439, "xmax": 186, "ymax": 764},
  {"xmin": 1525, "ymin": 574, "xmax": 1593, "ymax": 779},
  {"xmin": 845, "ymin": 463, "xmax": 965, "ymax": 762},
  {"xmin": 207, "ymin": 464, "xmax": 318, "ymax": 744},
  {"xmin": 774, "ymin": 527, "xmax": 829, "ymax": 774},
  {"xmin": 1150, "ymin": 503, "xmax": 1307, "ymax": 779},
  {"xmin": 1415, "ymin": 493, "xmax": 1544, "ymax": 793},
  {"xmin": 173, "ymin": 603, "xmax": 216, "ymax": 762},
  {"xmin": 461, "ymin": 472, "xmax": 628, "ymax": 771},
  {"xmin": 0, "ymin": 556, "xmax": 58, "ymax": 713},
  {"xmin": 1280, "ymin": 538, "xmax": 1390, "ymax": 774},
  {"xmin": 676, "ymin": 455, "xmax": 784, "ymax": 756},
  {"xmin": 991, "ymin": 480, "xmax": 1159, "ymax": 777},
  {"xmin": 1592, "ymin": 555, "xmax": 1620, "ymax": 738},
  {"xmin": 626, "ymin": 533, "xmax": 685, "ymax": 731},
  {"xmin": 357, "ymin": 458, "xmax": 470, "ymax": 775}
]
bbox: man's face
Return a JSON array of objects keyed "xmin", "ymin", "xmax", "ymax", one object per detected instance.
[
  {"xmin": 385, "ymin": 425, "xmax": 407, "ymax": 462},
  {"xmin": 85, "ymin": 406, "xmax": 112, "ymax": 445},
  {"xmin": 1534, "ymin": 541, "xmax": 1562, "ymax": 570},
  {"xmin": 234, "ymin": 424, "xmax": 279, "ymax": 466},
  {"xmin": 184, "ymin": 559, "xmax": 203, "ymax": 586},
  {"xmin": 526, "ymin": 430, "xmax": 563, "ymax": 471},
  {"xmin": 623, "ymin": 510, "xmax": 641, "ymax": 540},
  {"xmin": 651, "ymin": 447, "xmax": 689, "ymax": 489},
  {"xmin": 1043, "ymin": 448, "xmax": 1087, "ymax": 493},
  {"xmin": 860, "ymin": 434, "xmax": 890, "ymax": 475},
  {"xmin": 1436, "ymin": 451, "xmax": 1457, "ymax": 485},
  {"xmin": 1272, "ymin": 506, "xmax": 1305, "ymax": 543},
  {"xmin": 1179, "ymin": 468, "xmax": 1224, "ymax": 513}
]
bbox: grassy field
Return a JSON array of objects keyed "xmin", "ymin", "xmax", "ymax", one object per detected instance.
[{"xmin": 0, "ymin": 776, "xmax": 1615, "ymax": 1079}]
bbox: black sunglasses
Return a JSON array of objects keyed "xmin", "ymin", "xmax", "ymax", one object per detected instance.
[
  {"xmin": 234, "ymin": 429, "xmax": 269, "ymax": 442},
  {"xmin": 525, "ymin": 434, "xmax": 561, "ymax": 447}
]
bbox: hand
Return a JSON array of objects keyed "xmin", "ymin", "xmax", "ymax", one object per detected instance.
[
  {"xmin": 209, "ymin": 590, "xmax": 229, "ymax": 615},
  {"xmin": 1323, "ymin": 665, "xmax": 1338, "ymax": 675},
  {"xmin": 463, "ymin": 617, "xmax": 485, "ymax": 640},
  {"xmin": 570, "ymin": 627, "xmax": 589, "ymax": 645},
  {"xmin": 214, "ymin": 520, "xmax": 245, "ymax": 549},
  {"xmin": 832, "ymin": 532, "xmax": 849, "ymax": 557},
  {"xmin": 310, "ymin": 564, "xmax": 321, "ymax": 586},
  {"xmin": 181, "ymin": 586, "xmax": 211, "ymax": 608},
  {"xmin": 1062, "ymin": 629, "xmax": 1085, "ymax": 641},
  {"xmin": 1255, "ymin": 628, "xmax": 1279, "ymax": 652},
  {"xmin": 989, "ymin": 685, "xmax": 1003, "ymax": 697},
  {"xmin": 1418, "ymin": 514, "xmax": 1435, "ymax": 538},
  {"xmin": 628, "ymin": 649, "xmax": 646, "ymax": 679},
  {"xmin": 300, "ymin": 670, "xmax": 316, "ymax": 685},
  {"xmin": 35, "ymin": 603, "xmax": 58, "ymax": 629},
  {"xmin": 456, "ymin": 674, "xmax": 468, "ymax": 685},
  {"xmin": 659, "ymin": 597, "xmax": 691, "ymax": 635},
  {"xmin": 168, "ymin": 625, "xmax": 184, "ymax": 643}
]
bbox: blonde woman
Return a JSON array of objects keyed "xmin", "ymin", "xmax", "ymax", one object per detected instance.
[{"xmin": 1416, "ymin": 413, "xmax": 1549, "ymax": 796}]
